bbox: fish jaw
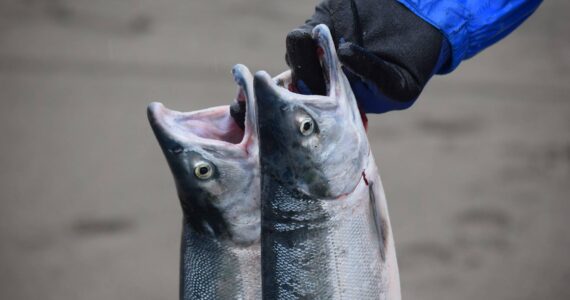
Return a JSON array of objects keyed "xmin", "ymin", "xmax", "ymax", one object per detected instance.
[
  {"xmin": 147, "ymin": 65, "xmax": 260, "ymax": 245},
  {"xmin": 233, "ymin": 64, "xmax": 259, "ymax": 156},
  {"xmin": 254, "ymin": 24, "xmax": 369, "ymax": 199}
]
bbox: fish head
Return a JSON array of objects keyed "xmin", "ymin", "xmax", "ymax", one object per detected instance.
[
  {"xmin": 255, "ymin": 24, "xmax": 369, "ymax": 199},
  {"xmin": 147, "ymin": 64, "xmax": 259, "ymax": 245}
]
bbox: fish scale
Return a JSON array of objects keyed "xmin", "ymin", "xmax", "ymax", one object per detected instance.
[
  {"xmin": 180, "ymin": 223, "xmax": 243, "ymax": 299},
  {"xmin": 261, "ymin": 181, "xmax": 336, "ymax": 299}
]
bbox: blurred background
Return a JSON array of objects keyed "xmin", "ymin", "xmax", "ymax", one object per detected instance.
[{"xmin": 0, "ymin": 0, "xmax": 569, "ymax": 299}]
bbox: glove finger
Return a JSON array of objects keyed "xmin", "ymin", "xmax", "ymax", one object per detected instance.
[
  {"xmin": 286, "ymin": 28, "xmax": 327, "ymax": 96},
  {"xmin": 338, "ymin": 42, "xmax": 422, "ymax": 102},
  {"xmin": 229, "ymin": 100, "xmax": 246, "ymax": 130}
]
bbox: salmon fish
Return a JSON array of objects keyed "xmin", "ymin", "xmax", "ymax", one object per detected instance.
[
  {"xmin": 147, "ymin": 64, "xmax": 261, "ymax": 300},
  {"xmin": 254, "ymin": 24, "xmax": 401, "ymax": 299}
]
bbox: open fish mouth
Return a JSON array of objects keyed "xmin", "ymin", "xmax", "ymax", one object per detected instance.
[
  {"xmin": 147, "ymin": 64, "xmax": 256, "ymax": 155},
  {"xmin": 267, "ymin": 24, "xmax": 346, "ymax": 107},
  {"xmin": 253, "ymin": 24, "xmax": 368, "ymax": 199}
]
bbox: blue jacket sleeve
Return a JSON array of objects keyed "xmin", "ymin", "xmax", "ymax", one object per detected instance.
[{"xmin": 397, "ymin": 0, "xmax": 543, "ymax": 74}]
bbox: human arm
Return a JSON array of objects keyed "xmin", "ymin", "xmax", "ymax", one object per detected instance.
[{"xmin": 286, "ymin": 0, "xmax": 543, "ymax": 113}]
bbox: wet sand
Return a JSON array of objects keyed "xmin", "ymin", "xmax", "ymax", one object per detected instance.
[{"xmin": 1, "ymin": 1, "xmax": 569, "ymax": 299}]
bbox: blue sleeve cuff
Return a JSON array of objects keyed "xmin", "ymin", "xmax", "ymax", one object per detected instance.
[{"xmin": 397, "ymin": 0, "xmax": 542, "ymax": 74}]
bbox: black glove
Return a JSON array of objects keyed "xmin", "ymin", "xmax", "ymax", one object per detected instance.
[{"xmin": 286, "ymin": 0, "xmax": 446, "ymax": 111}]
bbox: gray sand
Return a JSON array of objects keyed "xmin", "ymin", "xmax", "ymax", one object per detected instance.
[{"xmin": 1, "ymin": 1, "xmax": 569, "ymax": 299}]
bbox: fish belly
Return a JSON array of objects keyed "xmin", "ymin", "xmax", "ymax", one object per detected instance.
[
  {"xmin": 322, "ymin": 154, "xmax": 401, "ymax": 299},
  {"xmin": 261, "ymin": 153, "xmax": 401, "ymax": 300}
]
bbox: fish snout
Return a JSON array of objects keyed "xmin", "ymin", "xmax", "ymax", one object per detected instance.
[
  {"xmin": 254, "ymin": 71, "xmax": 285, "ymax": 127},
  {"xmin": 147, "ymin": 101, "xmax": 188, "ymax": 155},
  {"xmin": 147, "ymin": 101, "xmax": 171, "ymax": 141}
]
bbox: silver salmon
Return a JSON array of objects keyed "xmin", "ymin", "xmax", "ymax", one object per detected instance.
[
  {"xmin": 147, "ymin": 64, "xmax": 261, "ymax": 300},
  {"xmin": 254, "ymin": 24, "xmax": 401, "ymax": 299}
]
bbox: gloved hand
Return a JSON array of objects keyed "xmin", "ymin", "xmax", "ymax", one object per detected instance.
[{"xmin": 286, "ymin": 0, "xmax": 448, "ymax": 113}]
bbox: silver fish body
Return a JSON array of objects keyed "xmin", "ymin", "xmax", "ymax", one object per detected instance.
[
  {"xmin": 255, "ymin": 25, "xmax": 401, "ymax": 300},
  {"xmin": 148, "ymin": 65, "xmax": 261, "ymax": 300},
  {"xmin": 179, "ymin": 222, "xmax": 260, "ymax": 299}
]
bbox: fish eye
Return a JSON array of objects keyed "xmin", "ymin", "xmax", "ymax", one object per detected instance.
[
  {"xmin": 194, "ymin": 162, "xmax": 213, "ymax": 180},
  {"xmin": 299, "ymin": 117, "xmax": 314, "ymax": 136}
]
